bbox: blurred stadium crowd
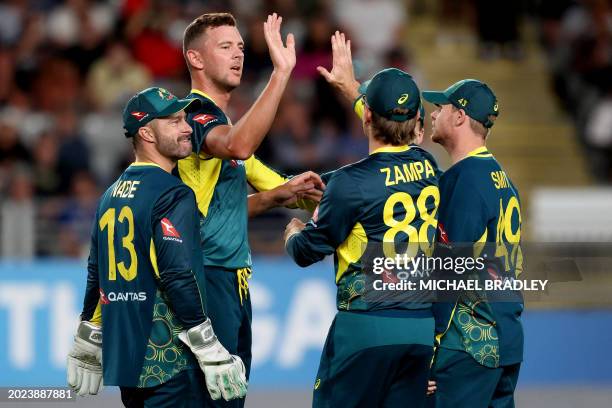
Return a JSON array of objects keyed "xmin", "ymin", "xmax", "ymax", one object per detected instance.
[{"xmin": 0, "ymin": 0, "xmax": 610, "ymax": 258}]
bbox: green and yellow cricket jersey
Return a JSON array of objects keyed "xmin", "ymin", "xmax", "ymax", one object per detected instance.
[
  {"xmin": 81, "ymin": 163, "xmax": 206, "ymax": 387},
  {"xmin": 434, "ymin": 146, "xmax": 524, "ymax": 367},
  {"xmin": 177, "ymin": 89, "xmax": 302, "ymax": 269},
  {"xmin": 287, "ymin": 145, "xmax": 442, "ymax": 311}
]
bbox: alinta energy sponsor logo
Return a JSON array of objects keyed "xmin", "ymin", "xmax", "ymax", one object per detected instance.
[
  {"xmin": 193, "ymin": 114, "xmax": 217, "ymax": 126},
  {"xmin": 100, "ymin": 288, "xmax": 147, "ymax": 302},
  {"xmin": 161, "ymin": 218, "xmax": 182, "ymax": 243}
]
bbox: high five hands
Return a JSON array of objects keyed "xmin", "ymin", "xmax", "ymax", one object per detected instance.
[{"xmin": 317, "ymin": 31, "xmax": 361, "ymax": 102}]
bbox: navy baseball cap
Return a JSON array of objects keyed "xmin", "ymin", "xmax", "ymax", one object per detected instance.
[
  {"xmin": 422, "ymin": 79, "xmax": 499, "ymax": 128},
  {"xmin": 122, "ymin": 87, "xmax": 200, "ymax": 137},
  {"xmin": 358, "ymin": 68, "xmax": 421, "ymax": 122}
]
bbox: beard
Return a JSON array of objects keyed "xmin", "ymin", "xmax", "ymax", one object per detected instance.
[{"xmin": 157, "ymin": 134, "xmax": 192, "ymax": 161}]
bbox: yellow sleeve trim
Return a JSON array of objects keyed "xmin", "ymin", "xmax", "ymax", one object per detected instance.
[
  {"xmin": 91, "ymin": 301, "xmax": 102, "ymax": 325},
  {"xmin": 336, "ymin": 222, "xmax": 367, "ymax": 283},
  {"xmin": 150, "ymin": 239, "xmax": 160, "ymax": 279},
  {"xmin": 245, "ymin": 156, "xmax": 288, "ymax": 192},
  {"xmin": 354, "ymin": 95, "xmax": 365, "ymax": 120}
]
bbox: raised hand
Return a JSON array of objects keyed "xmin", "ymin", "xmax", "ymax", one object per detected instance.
[
  {"xmin": 317, "ymin": 31, "xmax": 360, "ymax": 102},
  {"xmin": 263, "ymin": 13, "xmax": 296, "ymax": 76}
]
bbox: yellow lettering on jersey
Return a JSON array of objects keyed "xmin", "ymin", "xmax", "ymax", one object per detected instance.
[
  {"xmin": 394, "ymin": 165, "xmax": 406, "ymax": 184},
  {"xmin": 404, "ymin": 163, "xmax": 418, "ymax": 181},
  {"xmin": 424, "ymin": 160, "xmax": 435, "ymax": 178},
  {"xmin": 381, "ymin": 168, "xmax": 393, "ymax": 186},
  {"xmin": 491, "ymin": 171, "xmax": 509, "ymax": 189},
  {"xmin": 112, "ymin": 180, "xmax": 140, "ymax": 198},
  {"xmin": 384, "ymin": 161, "xmax": 435, "ymax": 186},
  {"xmin": 413, "ymin": 162, "xmax": 424, "ymax": 179}
]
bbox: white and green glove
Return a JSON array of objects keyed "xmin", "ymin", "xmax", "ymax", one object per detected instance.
[
  {"xmin": 66, "ymin": 321, "xmax": 103, "ymax": 396},
  {"xmin": 178, "ymin": 319, "xmax": 248, "ymax": 401}
]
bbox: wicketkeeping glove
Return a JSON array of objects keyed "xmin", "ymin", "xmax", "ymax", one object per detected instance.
[
  {"xmin": 178, "ymin": 319, "xmax": 248, "ymax": 401},
  {"xmin": 66, "ymin": 321, "xmax": 103, "ymax": 396}
]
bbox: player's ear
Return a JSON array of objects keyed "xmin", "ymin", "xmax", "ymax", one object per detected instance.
[
  {"xmin": 138, "ymin": 125, "xmax": 156, "ymax": 144},
  {"xmin": 186, "ymin": 49, "xmax": 204, "ymax": 70},
  {"xmin": 455, "ymin": 108, "xmax": 467, "ymax": 127}
]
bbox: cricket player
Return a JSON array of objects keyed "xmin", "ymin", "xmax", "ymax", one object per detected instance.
[
  {"xmin": 285, "ymin": 30, "xmax": 442, "ymax": 405},
  {"xmin": 179, "ymin": 12, "xmax": 324, "ymax": 407},
  {"xmin": 423, "ymin": 80, "xmax": 524, "ymax": 407},
  {"xmin": 66, "ymin": 87, "xmax": 249, "ymax": 406}
]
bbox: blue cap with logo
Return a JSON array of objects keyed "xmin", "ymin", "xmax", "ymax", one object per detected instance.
[
  {"xmin": 358, "ymin": 68, "xmax": 421, "ymax": 122},
  {"xmin": 122, "ymin": 87, "xmax": 200, "ymax": 137},
  {"xmin": 422, "ymin": 79, "xmax": 499, "ymax": 128}
]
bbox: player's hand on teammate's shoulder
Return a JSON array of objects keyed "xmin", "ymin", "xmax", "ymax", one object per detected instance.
[
  {"xmin": 263, "ymin": 13, "xmax": 296, "ymax": 76},
  {"xmin": 317, "ymin": 31, "xmax": 360, "ymax": 102}
]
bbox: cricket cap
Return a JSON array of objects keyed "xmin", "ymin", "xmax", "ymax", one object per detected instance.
[
  {"xmin": 123, "ymin": 87, "xmax": 200, "ymax": 137},
  {"xmin": 422, "ymin": 79, "xmax": 499, "ymax": 128},
  {"xmin": 358, "ymin": 68, "xmax": 420, "ymax": 122}
]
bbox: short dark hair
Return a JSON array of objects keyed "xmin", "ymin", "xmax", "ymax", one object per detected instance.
[
  {"xmin": 183, "ymin": 13, "xmax": 237, "ymax": 56},
  {"xmin": 370, "ymin": 108, "xmax": 417, "ymax": 145}
]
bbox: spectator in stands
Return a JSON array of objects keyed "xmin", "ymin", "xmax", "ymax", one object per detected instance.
[
  {"xmin": 1, "ymin": 165, "xmax": 35, "ymax": 259},
  {"xmin": 86, "ymin": 39, "xmax": 152, "ymax": 111}
]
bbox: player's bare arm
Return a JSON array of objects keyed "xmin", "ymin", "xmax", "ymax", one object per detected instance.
[
  {"xmin": 317, "ymin": 31, "xmax": 360, "ymax": 103},
  {"xmin": 248, "ymin": 171, "xmax": 325, "ymax": 218},
  {"xmin": 203, "ymin": 13, "xmax": 296, "ymax": 160}
]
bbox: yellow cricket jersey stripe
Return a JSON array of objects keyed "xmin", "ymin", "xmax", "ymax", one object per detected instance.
[
  {"xmin": 245, "ymin": 156, "xmax": 288, "ymax": 191},
  {"xmin": 150, "ymin": 239, "xmax": 160, "ymax": 279},
  {"xmin": 90, "ymin": 301, "xmax": 102, "ymax": 325},
  {"xmin": 336, "ymin": 222, "xmax": 367, "ymax": 283},
  {"xmin": 473, "ymin": 228, "xmax": 488, "ymax": 258},
  {"xmin": 435, "ymin": 302, "xmax": 458, "ymax": 347}
]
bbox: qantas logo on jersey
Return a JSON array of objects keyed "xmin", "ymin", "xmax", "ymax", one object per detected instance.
[
  {"xmin": 193, "ymin": 114, "xmax": 217, "ymax": 126},
  {"xmin": 99, "ymin": 288, "xmax": 146, "ymax": 302},
  {"xmin": 130, "ymin": 111, "xmax": 148, "ymax": 121},
  {"xmin": 229, "ymin": 159, "xmax": 245, "ymax": 168},
  {"xmin": 99, "ymin": 288, "xmax": 110, "ymax": 304},
  {"xmin": 161, "ymin": 218, "xmax": 183, "ymax": 242}
]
